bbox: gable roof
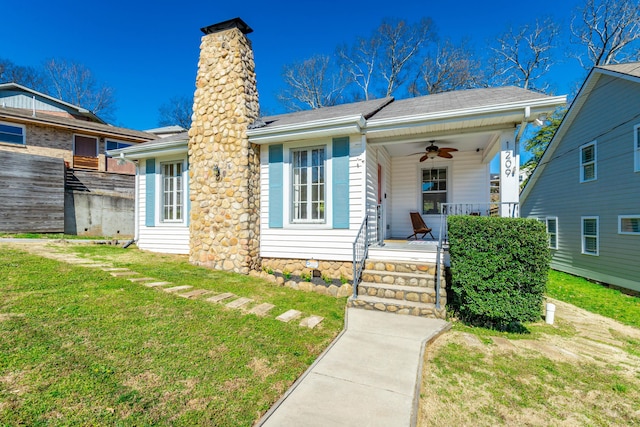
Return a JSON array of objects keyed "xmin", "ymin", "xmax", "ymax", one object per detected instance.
[
  {"xmin": 0, "ymin": 82, "xmax": 105, "ymax": 123},
  {"xmin": 0, "ymin": 105, "xmax": 155, "ymax": 142},
  {"xmin": 248, "ymin": 87, "xmax": 565, "ymax": 145},
  {"xmin": 521, "ymin": 62, "xmax": 640, "ymax": 202},
  {"xmin": 114, "ymin": 86, "xmax": 566, "ymax": 159},
  {"xmin": 108, "ymin": 131, "xmax": 189, "ymax": 159}
]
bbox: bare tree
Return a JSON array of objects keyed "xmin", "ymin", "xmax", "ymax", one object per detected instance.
[
  {"xmin": 158, "ymin": 95, "xmax": 193, "ymax": 129},
  {"xmin": 43, "ymin": 58, "xmax": 116, "ymax": 119},
  {"xmin": 571, "ymin": 0, "xmax": 640, "ymax": 68},
  {"xmin": 489, "ymin": 18, "xmax": 559, "ymax": 92},
  {"xmin": 277, "ymin": 55, "xmax": 347, "ymax": 111},
  {"xmin": 377, "ymin": 17, "xmax": 436, "ymax": 97},
  {"xmin": 410, "ymin": 39, "xmax": 486, "ymax": 96},
  {"xmin": 336, "ymin": 36, "xmax": 381, "ymax": 101},
  {"xmin": 0, "ymin": 58, "xmax": 46, "ymax": 91}
]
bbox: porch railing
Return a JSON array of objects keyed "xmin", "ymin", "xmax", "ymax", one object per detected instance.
[
  {"xmin": 352, "ymin": 215, "xmax": 369, "ymax": 298},
  {"xmin": 437, "ymin": 202, "xmax": 519, "ymax": 242}
]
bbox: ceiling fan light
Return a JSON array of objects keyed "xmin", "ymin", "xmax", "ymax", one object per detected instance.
[{"xmin": 426, "ymin": 151, "xmax": 438, "ymax": 159}]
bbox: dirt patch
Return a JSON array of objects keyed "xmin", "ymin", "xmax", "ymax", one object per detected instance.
[
  {"xmin": 247, "ymin": 357, "xmax": 276, "ymax": 381},
  {"xmin": 419, "ymin": 298, "xmax": 640, "ymax": 426}
]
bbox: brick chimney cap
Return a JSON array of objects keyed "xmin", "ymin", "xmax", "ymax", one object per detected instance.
[{"xmin": 201, "ymin": 17, "xmax": 253, "ymax": 35}]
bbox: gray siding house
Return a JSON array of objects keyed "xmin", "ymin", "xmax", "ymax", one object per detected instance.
[{"xmin": 521, "ymin": 63, "xmax": 640, "ymax": 293}]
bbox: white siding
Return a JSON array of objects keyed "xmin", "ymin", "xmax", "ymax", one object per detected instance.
[
  {"xmin": 137, "ymin": 157, "xmax": 190, "ymax": 254},
  {"xmin": 259, "ymin": 135, "xmax": 365, "ymax": 261},
  {"xmin": 391, "ymin": 151, "xmax": 489, "ymax": 239},
  {"xmin": 522, "ymin": 75, "xmax": 640, "ymax": 293},
  {"xmin": 365, "ymin": 145, "xmax": 391, "ymax": 240}
]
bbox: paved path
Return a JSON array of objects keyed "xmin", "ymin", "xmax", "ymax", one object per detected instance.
[{"xmin": 258, "ymin": 308, "xmax": 450, "ymax": 427}]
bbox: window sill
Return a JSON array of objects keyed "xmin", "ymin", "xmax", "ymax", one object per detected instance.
[{"xmin": 0, "ymin": 141, "xmax": 27, "ymax": 148}]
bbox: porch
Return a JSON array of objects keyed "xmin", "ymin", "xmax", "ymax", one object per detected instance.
[{"xmin": 349, "ymin": 202, "xmax": 518, "ymax": 319}]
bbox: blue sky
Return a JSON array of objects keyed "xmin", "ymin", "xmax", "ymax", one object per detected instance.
[{"xmin": 2, "ymin": 0, "xmax": 586, "ymax": 131}]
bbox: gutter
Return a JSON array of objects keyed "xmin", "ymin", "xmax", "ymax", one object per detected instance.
[
  {"xmin": 247, "ymin": 115, "xmax": 366, "ymax": 144},
  {"xmin": 365, "ymin": 96, "xmax": 566, "ymax": 132}
]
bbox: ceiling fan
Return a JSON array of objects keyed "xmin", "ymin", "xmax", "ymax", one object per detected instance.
[{"xmin": 419, "ymin": 141, "xmax": 458, "ymax": 161}]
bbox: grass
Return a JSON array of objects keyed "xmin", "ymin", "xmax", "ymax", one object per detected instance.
[
  {"xmin": 546, "ymin": 269, "xmax": 640, "ymax": 329},
  {"xmin": 419, "ymin": 269, "xmax": 640, "ymax": 426},
  {"xmin": 0, "ymin": 233, "xmax": 111, "ymax": 240},
  {"xmin": 423, "ymin": 340, "xmax": 639, "ymax": 426},
  {"xmin": 0, "ymin": 245, "xmax": 346, "ymax": 426}
]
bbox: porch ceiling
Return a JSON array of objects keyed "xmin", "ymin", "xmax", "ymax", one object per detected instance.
[{"xmin": 378, "ymin": 129, "xmax": 502, "ymax": 158}]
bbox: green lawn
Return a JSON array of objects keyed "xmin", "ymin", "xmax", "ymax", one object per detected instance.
[
  {"xmin": 546, "ymin": 269, "xmax": 640, "ymax": 329},
  {"xmin": 0, "ymin": 245, "xmax": 346, "ymax": 426}
]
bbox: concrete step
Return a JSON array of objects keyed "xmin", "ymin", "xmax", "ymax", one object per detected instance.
[
  {"xmin": 347, "ymin": 295, "xmax": 446, "ymax": 319},
  {"xmin": 357, "ymin": 281, "xmax": 445, "ymax": 304},
  {"xmin": 361, "ymin": 269, "xmax": 437, "ymax": 287}
]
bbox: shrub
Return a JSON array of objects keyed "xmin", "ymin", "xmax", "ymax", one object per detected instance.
[{"xmin": 447, "ymin": 215, "xmax": 550, "ymax": 328}]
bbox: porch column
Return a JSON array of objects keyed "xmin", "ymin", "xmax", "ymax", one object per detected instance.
[{"xmin": 499, "ymin": 130, "xmax": 519, "ymax": 217}]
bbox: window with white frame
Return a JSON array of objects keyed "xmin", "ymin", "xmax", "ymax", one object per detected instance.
[
  {"xmin": 0, "ymin": 121, "xmax": 25, "ymax": 145},
  {"xmin": 291, "ymin": 147, "xmax": 325, "ymax": 222},
  {"xmin": 545, "ymin": 217, "xmax": 558, "ymax": 249},
  {"xmin": 619, "ymin": 215, "xmax": 640, "ymax": 235},
  {"xmin": 580, "ymin": 141, "xmax": 597, "ymax": 182},
  {"xmin": 581, "ymin": 216, "xmax": 599, "ymax": 256},
  {"xmin": 634, "ymin": 124, "xmax": 640, "ymax": 172},
  {"xmin": 161, "ymin": 161, "xmax": 183, "ymax": 222},
  {"xmin": 422, "ymin": 168, "xmax": 447, "ymax": 214}
]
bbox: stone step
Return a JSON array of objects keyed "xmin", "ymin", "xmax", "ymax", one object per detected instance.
[
  {"xmin": 206, "ymin": 292, "xmax": 237, "ymax": 303},
  {"xmin": 364, "ymin": 259, "xmax": 438, "ymax": 275},
  {"xmin": 163, "ymin": 285, "xmax": 193, "ymax": 293},
  {"xmin": 299, "ymin": 315, "xmax": 324, "ymax": 329},
  {"xmin": 361, "ymin": 269, "xmax": 437, "ymax": 287},
  {"xmin": 178, "ymin": 289, "xmax": 213, "ymax": 299},
  {"xmin": 144, "ymin": 281, "xmax": 172, "ymax": 288},
  {"xmin": 357, "ymin": 281, "xmax": 445, "ymax": 304},
  {"xmin": 276, "ymin": 309, "xmax": 302, "ymax": 323},
  {"xmin": 347, "ymin": 295, "xmax": 446, "ymax": 319},
  {"xmin": 226, "ymin": 297, "xmax": 253, "ymax": 309},
  {"xmin": 248, "ymin": 303, "xmax": 275, "ymax": 317}
]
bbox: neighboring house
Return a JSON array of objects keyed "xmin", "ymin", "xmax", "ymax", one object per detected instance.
[
  {"xmin": 521, "ymin": 63, "xmax": 640, "ymax": 293},
  {"xmin": 113, "ymin": 18, "xmax": 565, "ymax": 281},
  {"xmin": 0, "ymin": 82, "xmax": 156, "ymax": 235}
]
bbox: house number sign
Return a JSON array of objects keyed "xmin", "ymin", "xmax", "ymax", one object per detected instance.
[{"xmin": 503, "ymin": 150, "xmax": 514, "ymax": 177}]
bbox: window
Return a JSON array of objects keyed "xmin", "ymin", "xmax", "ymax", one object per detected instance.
[
  {"xmin": 545, "ymin": 217, "xmax": 558, "ymax": 249},
  {"xmin": 581, "ymin": 216, "xmax": 599, "ymax": 256},
  {"xmin": 0, "ymin": 121, "xmax": 25, "ymax": 145},
  {"xmin": 105, "ymin": 140, "xmax": 132, "ymax": 155},
  {"xmin": 634, "ymin": 124, "xmax": 640, "ymax": 172},
  {"xmin": 422, "ymin": 168, "xmax": 447, "ymax": 214},
  {"xmin": 580, "ymin": 141, "xmax": 597, "ymax": 182},
  {"xmin": 74, "ymin": 135, "xmax": 98, "ymax": 157},
  {"xmin": 291, "ymin": 147, "xmax": 325, "ymax": 222},
  {"xmin": 161, "ymin": 161, "xmax": 183, "ymax": 222},
  {"xmin": 619, "ymin": 215, "xmax": 640, "ymax": 235}
]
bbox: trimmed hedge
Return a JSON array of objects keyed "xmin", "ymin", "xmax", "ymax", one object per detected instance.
[{"xmin": 447, "ymin": 215, "xmax": 550, "ymax": 327}]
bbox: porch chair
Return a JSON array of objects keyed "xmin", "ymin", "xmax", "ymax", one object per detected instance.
[{"xmin": 407, "ymin": 212, "xmax": 435, "ymax": 240}]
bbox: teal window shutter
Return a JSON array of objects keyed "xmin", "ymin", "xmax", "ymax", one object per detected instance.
[
  {"xmin": 332, "ymin": 137, "xmax": 350, "ymax": 229},
  {"xmin": 145, "ymin": 158, "xmax": 156, "ymax": 227},
  {"xmin": 185, "ymin": 159, "xmax": 190, "ymax": 226},
  {"xmin": 269, "ymin": 145, "xmax": 283, "ymax": 228}
]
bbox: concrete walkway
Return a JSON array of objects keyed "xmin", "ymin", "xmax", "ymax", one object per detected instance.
[{"xmin": 258, "ymin": 308, "xmax": 450, "ymax": 427}]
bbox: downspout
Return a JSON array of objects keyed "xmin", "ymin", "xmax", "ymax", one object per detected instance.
[
  {"xmin": 515, "ymin": 106, "xmax": 531, "ymax": 143},
  {"xmin": 119, "ymin": 152, "xmax": 138, "ymax": 249}
]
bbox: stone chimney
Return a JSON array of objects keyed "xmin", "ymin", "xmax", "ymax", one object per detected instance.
[{"xmin": 188, "ymin": 17, "xmax": 261, "ymax": 274}]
